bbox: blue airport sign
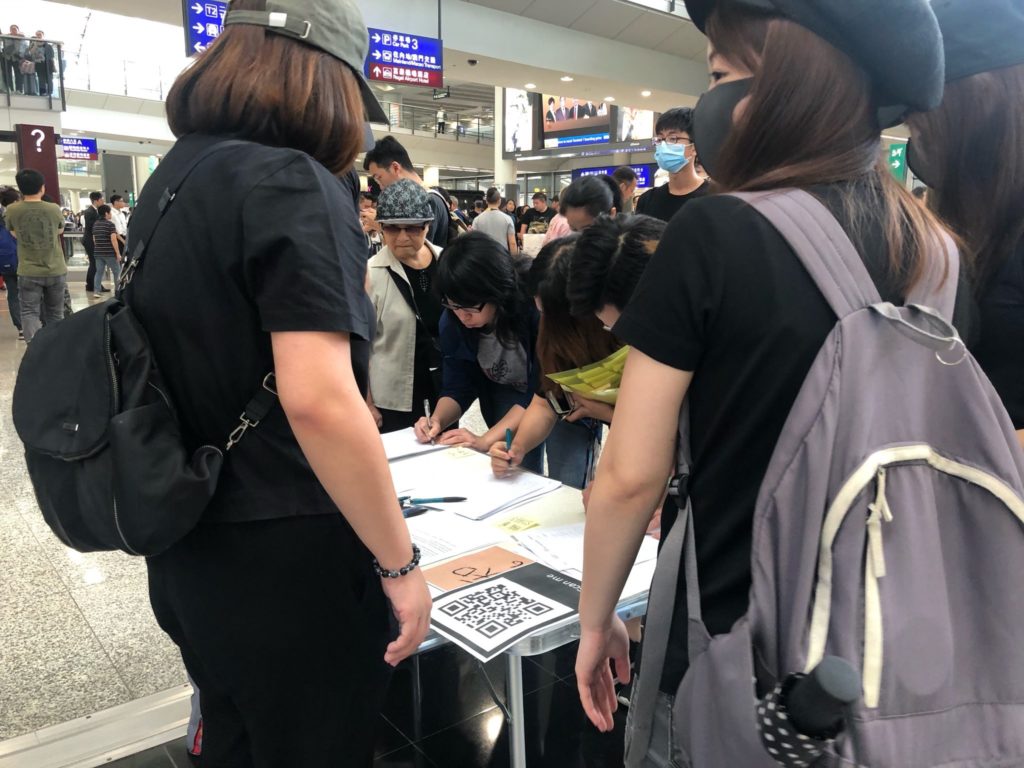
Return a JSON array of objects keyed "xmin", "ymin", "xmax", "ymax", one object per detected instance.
[
  {"xmin": 60, "ymin": 136, "xmax": 99, "ymax": 161},
  {"xmin": 573, "ymin": 164, "xmax": 657, "ymax": 189},
  {"xmin": 183, "ymin": 1, "xmax": 227, "ymax": 56},
  {"xmin": 364, "ymin": 28, "xmax": 444, "ymax": 89}
]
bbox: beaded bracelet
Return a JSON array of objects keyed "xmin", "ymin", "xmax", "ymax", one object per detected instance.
[{"xmin": 373, "ymin": 544, "xmax": 422, "ymax": 579}]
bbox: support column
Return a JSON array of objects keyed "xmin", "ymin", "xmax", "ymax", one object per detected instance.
[{"xmin": 493, "ymin": 86, "xmax": 519, "ymax": 202}]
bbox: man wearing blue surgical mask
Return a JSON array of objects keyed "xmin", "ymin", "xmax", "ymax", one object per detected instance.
[{"xmin": 635, "ymin": 107, "xmax": 710, "ymax": 223}]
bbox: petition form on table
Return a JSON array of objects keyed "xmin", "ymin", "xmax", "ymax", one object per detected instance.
[
  {"xmin": 381, "ymin": 428, "xmax": 448, "ymax": 461},
  {"xmin": 389, "ymin": 448, "xmax": 561, "ymax": 519}
]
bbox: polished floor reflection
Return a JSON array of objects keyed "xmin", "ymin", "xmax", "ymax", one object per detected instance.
[{"xmin": 108, "ymin": 642, "xmax": 627, "ymax": 767}]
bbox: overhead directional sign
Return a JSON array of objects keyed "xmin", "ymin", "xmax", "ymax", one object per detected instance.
[
  {"xmin": 60, "ymin": 136, "xmax": 99, "ymax": 161},
  {"xmin": 364, "ymin": 27, "xmax": 444, "ymax": 89},
  {"xmin": 183, "ymin": 0, "xmax": 226, "ymax": 57}
]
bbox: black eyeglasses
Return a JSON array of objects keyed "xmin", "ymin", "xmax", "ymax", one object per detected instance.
[
  {"xmin": 442, "ymin": 300, "xmax": 486, "ymax": 314},
  {"xmin": 381, "ymin": 224, "xmax": 427, "ymax": 235}
]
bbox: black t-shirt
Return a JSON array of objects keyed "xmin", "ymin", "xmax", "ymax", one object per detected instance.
[
  {"xmin": 971, "ymin": 239, "xmax": 1024, "ymax": 428},
  {"xmin": 127, "ymin": 134, "xmax": 374, "ymax": 523},
  {"xmin": 401, "ymin": 256, "xmax": 443, "ymax": 396},
  {"xmin": 520, "ymin": 207, "xmax": 556, "ymax": 234},
  {"xmin": 614, "ymin": 184, "xmax": 974, "ymax": 693},
  {"xmin": 426, "ymin": 191, "xmax": 450, "ymax": 246},
  {"xmin": 634, "ymin": 181, "xmax": 710, "ymax": 223}
]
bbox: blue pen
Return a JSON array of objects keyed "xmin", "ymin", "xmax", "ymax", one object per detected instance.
[{"xmin": 505, "ymin": 428, "xmax": 514, "ymax": 467}]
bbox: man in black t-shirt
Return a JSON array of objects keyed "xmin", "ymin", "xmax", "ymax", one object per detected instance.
[
  {"xmin": 519, "ymin": 192, "xmax": 557, "ymax": 236},
  {"xmin": 635, "ymin": 107, "xmax": 710, "ymax": 223},
  {"xmin": 81, "ymin": 191, "xmax": 104, "ymax": 293},
  {"xmin": 363, "ymin": 136, "xmax": 449, "ymax": 246}
]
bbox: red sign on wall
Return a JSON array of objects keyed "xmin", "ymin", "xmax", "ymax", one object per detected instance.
[{"xmin": 16, "ymin": 124, "xmax": 61, "ymax": 203}]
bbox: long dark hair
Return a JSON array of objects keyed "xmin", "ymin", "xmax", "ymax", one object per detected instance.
[
  {"xmin": 568, "ymin": 214, "xmax": 665, "ymax": 317},
  {"xmin": 907, "ymin": 64, "xmax": 1024, "ymax": 295},
  {"xmin": 436, "ymin": 231, "xmax": 530, "ymax": 346},
  {"xmin": 165, "ymin": 0, "xmax": 364, "ymax": 175},
  {"xmin": 706, "ymin": 4, "xmax": 948, "ymax": 296},
  {"xmin": 560, "ymin": 175, "xmax": 622, "ymax": 219},
  {"xmin": 531, "ymin": 237, "xmax": 621, "ymax": 393}
]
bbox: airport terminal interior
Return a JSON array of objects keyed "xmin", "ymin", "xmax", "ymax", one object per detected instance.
[{"xmin": 0, "ymin": 0, "xmax": 1002, "ymax": 767}]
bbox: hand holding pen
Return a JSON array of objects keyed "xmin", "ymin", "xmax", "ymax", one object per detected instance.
[
  {"xmin": 414, "ymin": 398, "xmax": 442, "ymax": 444},
  {"xmin": 487, "ymin": 428, "xmax": 523, "ymax": 479}
]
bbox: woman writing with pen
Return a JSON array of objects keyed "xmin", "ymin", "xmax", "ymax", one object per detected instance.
[
  {"xmin": 413, "ymin": 232, "xmax": 596, "ymax": 484},
  {"xmin": 489, "ymin": 216, "xmax": 666, "ymax": 488}
]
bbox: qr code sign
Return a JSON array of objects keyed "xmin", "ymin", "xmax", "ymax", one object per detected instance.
[
  {"xmin": 432, "ymin": 576, "xmax": 575, "ymax": 657},
  {"xmin": 440, "ymin": 584, "xmax": 554, "ymax": 638}
]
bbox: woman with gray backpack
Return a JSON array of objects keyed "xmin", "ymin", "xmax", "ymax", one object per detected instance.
[{"xmin": 575, "ymin": 0, "xmax": 1024, "ymax": 766}]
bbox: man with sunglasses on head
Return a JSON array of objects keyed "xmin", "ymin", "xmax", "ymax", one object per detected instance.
[{"xmin": 635, "ymin": 107, "xmax": 710, "ymax": 223}]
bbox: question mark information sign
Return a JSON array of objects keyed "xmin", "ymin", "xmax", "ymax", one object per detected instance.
[{"xmin": 16, "ymin": 124, "xmax": 60, "ymax": 203}]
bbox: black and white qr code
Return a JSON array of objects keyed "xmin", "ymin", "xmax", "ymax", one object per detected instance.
[{"xmin": 439, "ymin": 583, "xmax": 555, "ymax": 639}]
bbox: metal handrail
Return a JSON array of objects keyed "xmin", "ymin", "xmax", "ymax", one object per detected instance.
[{"xmin": 0, "ymin": 34, "xmax": 66, "ymax": 109}]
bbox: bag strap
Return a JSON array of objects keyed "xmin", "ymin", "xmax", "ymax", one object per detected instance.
[
  {"xmin": 730, "ymin": 189, "xmax": 960, "ymax": 322},
  {"xmin": 730, "ymin": 190, "xmax": 882, "ymax": 318},
  {"xmin": 119, "ymin": 139, "xmax": 248, "ymax": 290},
  {"xmin": 117, "ymin": 138, "xmax": 276, "ymax": 452}
]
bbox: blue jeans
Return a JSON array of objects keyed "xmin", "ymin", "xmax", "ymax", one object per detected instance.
[
  {"xmin": 93, "ymin": 255, "xmax": 120, "ymax": 292},
  {"xmin": 3, "ymin": 272, "xmax": 20, "ymax": 330},
  {"xmin": 20, "ymin": 274, "xmax": 66, "ymax": 342}
]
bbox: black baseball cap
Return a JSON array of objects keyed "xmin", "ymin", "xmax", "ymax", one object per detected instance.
[
  {"xmin": 931, "ymin": 0, "xmax": 1024, "ymax": 83},
  {"xmin": 684, "ymin": 0, "xmax": 945, "ymax": 116},
  {"xmin": 225, "ymin": 0, "xmax": 387, "ymax": 124}
]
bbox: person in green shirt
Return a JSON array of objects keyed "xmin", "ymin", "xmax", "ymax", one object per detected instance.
[{"xmin": 6, "ymin": 169, "xmax": 66, "ymax": 342}]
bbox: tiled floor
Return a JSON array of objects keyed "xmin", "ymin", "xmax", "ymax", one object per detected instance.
[
  {"xmin": 0, "ymin": 270, "xmax": 188, "ymax": 741},
  {"xmin": 108, "ymin": 642, "xmax": 626, "ymax": 767},
  {"xmin": 2, "ymin": 273, "xmax": 622, "ymax": 766}
]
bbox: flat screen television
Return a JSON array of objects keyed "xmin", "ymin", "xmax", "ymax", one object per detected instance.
[
  {"xmin": 542, "ymin": 94, "xmax": 612, "ymax": 149},
  {"xmin": 504, "ymin": 89, "xmax": 537, "ymax": 154}
]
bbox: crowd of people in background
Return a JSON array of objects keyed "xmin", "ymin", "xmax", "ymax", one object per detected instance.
[{"xmin": 2, "ymin": 25, "xmax": 58, "ymax": 96}]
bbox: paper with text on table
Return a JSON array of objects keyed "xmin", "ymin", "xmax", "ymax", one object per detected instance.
[
  {"xmin": 388, "ymin": 447, "xmax": 561, "ymax": 520},
  {"xmin": 380, "ymin": 427, "xmax": 448, "ymax": 462},
  {"xmin": 514, "ymin": 522, "xmax": 659, "ymax": 574}
]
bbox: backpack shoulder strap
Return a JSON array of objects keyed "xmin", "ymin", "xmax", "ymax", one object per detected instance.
[
  {"xmin": 730, "ymin": 189, "xmax": 882, "ymax": 318},
  {"xmin": 120, "ymin": 139, "xmax": 248, "ymax": 289}
]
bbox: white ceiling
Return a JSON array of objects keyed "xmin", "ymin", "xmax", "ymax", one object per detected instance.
[{"xmin": 464, "ymin": 0, "xmax": 707, "ymax": 59}]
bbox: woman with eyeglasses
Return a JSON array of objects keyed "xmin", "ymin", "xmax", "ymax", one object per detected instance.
[
  {"xmin": 366, "ymin": 179, "xmax": 445, "ymax": 433},
  {"xmin": 412, "ymin": 231, "xmax": 549, "ymax": 471},
  {"xmin": 634, "ymin": 107, "xmax": 710, "ymax": 223}
]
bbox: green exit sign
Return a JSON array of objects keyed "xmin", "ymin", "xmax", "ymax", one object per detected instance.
[{"xmin": 888, "ymin": 143, "xmax": 907, "ymax": 181}]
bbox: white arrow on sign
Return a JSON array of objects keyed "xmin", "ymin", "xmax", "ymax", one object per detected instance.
[
  {"xmin": 194, "ymin": 42, "xmax": 207, "ymax": 53},
  {"xmin": 891, "ymin": 161, "xmax": 901, "ymax": 169},
  {"xmin": 192, "ymin": 3, "xmax": 203, "ymax": 13},
  {"xmin": 193, "ymin": 23, "xmax": 204, "ymax": 33},
  {"xmin": 372, "ymin": 66, "xmax": 382, "ymax": 77},
  {"xmin": 372, "ymin": 50, "xmax": 381, "ymax": 60},
  {"xmin": 372, "ymin": 33, "xmax": 381, "ymax": 43}
]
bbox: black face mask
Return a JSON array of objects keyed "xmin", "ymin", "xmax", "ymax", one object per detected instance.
[
  {"xmin": 906, "ymin": 139, "xmax": 937, "ymax": 190},
  {"xmin": 691, "ymin": 78, "xmax": 753, "ymax": 179}
]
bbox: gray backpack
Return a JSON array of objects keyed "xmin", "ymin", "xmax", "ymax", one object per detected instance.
[{"xmin": 626, "ymin": 189, "xmax": 1024, "ymax": 768}]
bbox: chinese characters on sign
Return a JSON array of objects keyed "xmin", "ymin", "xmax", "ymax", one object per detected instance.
[
  {"xmin": 573, "ymin": 164, "xmax": 657, "ymax": 189},
  {"xmin": 364, "ymin": 28, "xmax": 444, "ymax": 89},
  {"xmin": 889, "ymin": 143, "xmax": 907, "ymax": 181},
  {"xmin": 59, "ymin": 137, "xmax": 99, "ymax": 161},
  {"xmin": 183, "ymin": 0, "xmax": 226, "ymax": 56}
]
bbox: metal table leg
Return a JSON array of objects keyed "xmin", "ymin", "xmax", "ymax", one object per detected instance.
[{"xmin": 506, "ymin": 654, "xmax": 528, "ymax": 768}]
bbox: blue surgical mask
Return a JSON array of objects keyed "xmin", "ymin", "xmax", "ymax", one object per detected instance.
[{"xmin": 655, "ymin": 142, "xmax": 690, "ymax": 174}]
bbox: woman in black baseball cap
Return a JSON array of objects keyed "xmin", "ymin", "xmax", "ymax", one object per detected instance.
[
  {"xmin": 133, "ymin": 1, "xmax": 430, "ymax": 765},
  {"xmin": 575, "ymin": 0, "xmax": 975, "ymax": 755},
  {"xmin": 907, "ymin": 0, "xmax": 1024, "ymax": 449}
]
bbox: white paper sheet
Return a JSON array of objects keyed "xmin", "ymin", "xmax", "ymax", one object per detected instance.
[
  {"xmin": 389, "ymin": 449, "xmax": 561, "ymax": 520},
  {"xmin": 381, "ymin": 428, "xmax": 447, "ymax": 462},
  {"xmin": 404, "ymin": 512, "xmax": 505, "ymax": 566},
  {"xmin": 513, "ymin": 523, "xmax": 659, "ymax": 574}
]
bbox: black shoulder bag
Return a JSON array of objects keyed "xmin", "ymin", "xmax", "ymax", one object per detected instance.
[{"xmin": 13, "ymin": 140, "xmax": 277, "ymax": 556}]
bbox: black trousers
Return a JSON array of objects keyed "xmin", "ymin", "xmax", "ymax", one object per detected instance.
[
  {"xmin": 147, "ymin": 514, "xmax": 394, "ymax": 768},
  {"xmin": 83, "ymin": 239, "xmax": 96, "ymax": 291}
]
